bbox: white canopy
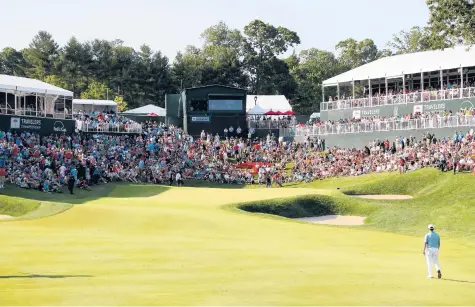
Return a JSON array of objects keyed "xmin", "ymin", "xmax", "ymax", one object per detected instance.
[
  {"xmin": 0, "ymin": 74, "xmax": 73, "ymax": 96},
  {"xmin": 247, "ymin": 104, "xmax": 268, "ymax": 115},
  {"xmin": 323, "ymin": 45, "xmax": 475, "ymax": 86},
  {"xmin": 122, "ymin": 104, "xmax": 166, "ymax": 116},
  {"xmin": 73, "ymin": 99, "xmax": 117, "ymax": 106},
  {"xmin": 246, "ymin": 95, "xmax": 292, "ymax": 112}
]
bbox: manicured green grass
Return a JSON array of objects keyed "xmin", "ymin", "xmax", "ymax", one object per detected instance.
[{"xmin": 1, "ymin": 169, "xmax": 475, "ymax": 305}]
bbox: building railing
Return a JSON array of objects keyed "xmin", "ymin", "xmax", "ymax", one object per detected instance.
[
  {"xmin": 321, "ymin": 87, "xmax": 475, "ymax": 111},
  {"xmin": 248, "ymin": 119, "xmax": 296, "ymax": 129},
  {"xmin": 295, "ymin": 115, "xmax": 475, "ymax": 137},
  {"xmin": 76, "ymin": 121, "xmax": 143, "ymax": 134}
]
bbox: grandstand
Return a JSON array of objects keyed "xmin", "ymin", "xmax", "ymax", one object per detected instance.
[
  {"xmin": 297, "ymin": 46, "xmax": 475, "ymax": 147},
  {"xmin": 0, "ymin": 74, "xmax": 75, "ymax": 135}
]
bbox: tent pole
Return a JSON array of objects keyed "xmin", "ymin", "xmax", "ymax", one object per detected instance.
[
  {"xmin": 460, "ymin": 66, "xmax": 464, "ymax": 97},
  {"xmin": 35, "ymin": 93, "xmax": 38, "ymax": 117}
]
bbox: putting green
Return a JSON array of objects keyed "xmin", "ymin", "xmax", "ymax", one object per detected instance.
[{"xmin": 1, "ymin": 169, "xmax": 475, "ymax": 305}]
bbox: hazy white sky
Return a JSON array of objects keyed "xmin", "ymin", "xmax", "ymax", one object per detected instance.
[{"xmin": 0, "ymin": 0, "xmax": 429, "ymax": 60}]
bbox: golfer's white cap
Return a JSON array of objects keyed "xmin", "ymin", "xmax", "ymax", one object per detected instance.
[{"xmin": 428, "ymin": 224, "xmax": 435, "ymax": 230}]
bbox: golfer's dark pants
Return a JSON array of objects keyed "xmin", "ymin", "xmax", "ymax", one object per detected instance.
[
  {"xmin": 454, "ymin": 164, "xmax": 457, "ymax": 174},
  {"xmin": 68, "ymin": 183, "xmax": 74, "ymax": 194}
]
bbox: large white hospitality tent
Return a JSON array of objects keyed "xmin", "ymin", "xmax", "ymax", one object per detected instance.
[
  {"xmin": 0, "ymin": 74, "xmax": 73, "ymax": 117},
  {"xmin": 322, "ymin": 45, "xmax": 475, "ymax": 95},
  {"xmin": 122, "ymin": 104, "xmax": 166, "ymax": 117},
  {"xmin": 72, "ymin": 99, "xmax": 118, "ymax": 113},
  {"xmin": 246, "ymin": 95, "xmax": 292, "ymax": 114}
]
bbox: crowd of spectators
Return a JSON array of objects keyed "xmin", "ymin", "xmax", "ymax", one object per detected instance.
[
  {"xmin": 0, "ymin": 121, "xmax": 474, "ymax": 194},
  {"xmin": 325, "ymin": 80, "xmax": 475, "ymax": 110},
  {"xmin": 247, "ymin": 115, "xmax": 295, "ymax": 129},
  {"xmin": 299, "ymin": 108, "xmax": 475, "ymax": 136},
  {"xmin": 74, "ymin": 110, "xmax": 142, "ymax": 133}
]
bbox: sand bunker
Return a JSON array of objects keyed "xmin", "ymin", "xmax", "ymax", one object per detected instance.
[
  {"xmin": 0, "ymin": 214, "xmax": 12, "ymax": 220},
  {"xmin": 294, "ymin": 215, "xmax": 365, "ymax": 226},
  {"xmin": 353, "ymin": 195, "xmax": 413, "ymax": 200}
]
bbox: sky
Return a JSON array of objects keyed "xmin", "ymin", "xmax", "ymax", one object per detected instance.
[{"xmin": 0, "ymin": 0, "xmax": 430, "ymax": 60}]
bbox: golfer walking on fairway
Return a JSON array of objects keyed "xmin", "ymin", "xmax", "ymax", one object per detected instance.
[{"xmin": 423, "ymin": 224, "xmax": 442, "ymax": 279}]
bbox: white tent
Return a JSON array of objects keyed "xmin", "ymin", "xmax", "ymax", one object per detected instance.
[
  {"xmin": 122, "ymin": 104, "xmax": 166, "ymax": 117},
  {"xmin": 323, "ymin": 45, "xmax": 475, "ymax": 86},
  {"xmin": 246, "ymin": 95, "xmax": 292, "ymax": 113},
  {"xmin": 247, "ymin": 104, "xmax": 268, "ymax": 115},
  {"xmin": 73, "ymin": 99, "xmax": 118, "ymax": 113},
  {"xmin": 0, "ymin": 74, "xmax": 73, "ymax": 96}
]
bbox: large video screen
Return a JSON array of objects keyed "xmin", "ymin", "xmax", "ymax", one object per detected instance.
[{"xmin": 208, "ymin": 99, "xmax": 243, "ymax": 111}]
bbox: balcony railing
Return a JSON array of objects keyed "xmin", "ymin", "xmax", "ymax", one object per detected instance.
[
  {"xmin": 321, "ymin": 87, "xmax": 475, "ymax": 111},
  {"xmin": 295, "ymin": 115, "xmax": 475, "ymax": 137},
  {"xmin": 76, "ymin": 121, "xmax": 143, "ymax": 134},
  {"xmin": 248, "ymin": 119, "xmax": 296, "ymax": 129}
]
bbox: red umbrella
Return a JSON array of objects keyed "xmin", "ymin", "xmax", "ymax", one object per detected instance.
[
  {"xmin": 265, "ymin": 110, "xmax": 278, "ymax": 115},
  {"xmin": 148, "ymin": 112, "xmax": 158, "ymax": 116},
  {"xmin": 284, "ymin": 110, "xmax": 296, "ymax": 115}
]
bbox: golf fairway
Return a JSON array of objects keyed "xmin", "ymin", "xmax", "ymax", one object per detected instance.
[{"xmin": 1, "ymin": 170, "xmax": 474, "ymax": 305}]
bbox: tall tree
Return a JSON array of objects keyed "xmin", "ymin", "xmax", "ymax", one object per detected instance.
[
  {"xmin": 80, "ymin": 80, "xmax": 113, "ymax": 100},
  {"xmin": 243, "ymin": 19, "xmax": 300, "ymax": 94},
  {"xmin": 0, "ymin": 47, "xmax": 27, "ymax": 76},
  {"xmin": 336, "ymin": 38, "xmax": 379, "ymax": 69},
  {"xmin": 291, "ymin": 48, "xmax": 343, "ymax": 113},
  {"xmin": 387, "ymin": 26, "xmax": 436, "ymax": 54},
  {"xmin": 426, "ymin": 0, "xmax": 475, "ymax": 46},
  {"xmin": 23, "ymin": 31, "xmax": 59, "ymax": 79}
]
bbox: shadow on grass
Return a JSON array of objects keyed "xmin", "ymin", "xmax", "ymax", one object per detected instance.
[
  {"xmin": 0, "ymin": 274, "xmax": 93, "ymax": 279},
  {"xmin": 0, "ymin": 182, "xmax": 172, "ymax": 205},
  {"xmin": 441, "ymin": 278, "xmax": 475, "ymax": 284}
]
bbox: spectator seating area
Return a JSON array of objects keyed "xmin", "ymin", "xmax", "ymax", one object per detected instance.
[
  {"xmin": 296, "ymin": 108, "xmax": 475, "ymax": 136},
  {"xmin": 74, "ymin": 110, "xmax": 142, "ymax": 133},
  {"xmin": 0, "ymin": 119, "xmax": 474, "ymax": 194},
  {"xmin": 321, "ymin": 85, "xmax": 475, "ymax": 111}
]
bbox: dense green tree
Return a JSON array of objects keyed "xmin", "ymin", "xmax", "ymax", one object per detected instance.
[
  {"xmin": 23, "ymin": 31, "xmax": 59, "ymax": 79},
  {"xmin": 80, "ymin": 80, "xmax": 113, "ymax": 100},
  {"xmin": 0, "ymin": 47, "xmax": 27, "ymax": 76},
  {"xmin": 387, "ymin": 26, "xmax": 437, "ymax": 54},
  {"xmin": 291, "ymin": 49, "xmax": 343, "ymax": 113},
  {"xmin": 336, "ymin": 38, "xmax": 379, "ymax": 69},
  {"xmin": 243, "ymin": 20, "xmax": 300, "ymax": 94},
  {"xmin": 426, "ymin": 0, "xmax": 475, "ymax": 46}
]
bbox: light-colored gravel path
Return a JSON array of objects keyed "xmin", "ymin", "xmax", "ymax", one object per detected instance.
[
  {"xmin": 353, "ymin": 195, "xmax": 413, "ymax": 200},
  {"xmin": 294, "ymin": 215, "xmax": 365, "ymax": 226}
]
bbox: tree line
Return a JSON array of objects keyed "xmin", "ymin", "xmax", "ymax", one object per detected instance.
[{"xmin": 0, "ymin": 0, "xmax": 469, "ymax": 114}]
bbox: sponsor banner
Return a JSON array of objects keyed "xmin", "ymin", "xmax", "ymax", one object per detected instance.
[
  {"xmin": 414, "ymin": 105, "xmax": 423, "ymax": 113},
  {"xmin": 352, "ymin": 110, "xmax": 361, "ymax": 119},
  {"xmin": 191, "ymin": 115, "xmax": 211, "ymax": 123},
  {"xmin": 1, "ymin": 115, "xmax": 74, "ymax": 135},
  {"xmin": 423, "ymin": 103, "xmax": 445, "ymax": 111},
  {"xmin": 361, "ymin": 109, "xmax": 380, "ymax": 116}
]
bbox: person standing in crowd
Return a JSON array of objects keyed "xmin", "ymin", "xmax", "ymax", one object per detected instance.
[
  {"xmin": 175, "ymin": 172, "xmax": 183, "ymax": 186},
  {"xmin": 67, "ymin": 175, "xmax": 75, "ymax": 195},
  {"xmin": 0, "ymin": 155, "xmax": 5, "ymax": 189},
  {"xmin": 423, "ymin": 224, "xmax": 442, "ymax": 279},
  {"xmin": 452, "ymin": 154, "xmax": 459, "ymax": 175}
]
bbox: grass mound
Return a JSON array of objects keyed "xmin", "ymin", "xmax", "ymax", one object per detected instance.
[
  {"xmin": 238, "ymin": 194, "xmax": 375, "ymax": 219},
  {"xmin": 0, "ymin": 195, "xmax": 41, "ymax": 217},
  {"xmin": 239, "ymin": 195, "xmax": 339, "ymax": 218}
]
